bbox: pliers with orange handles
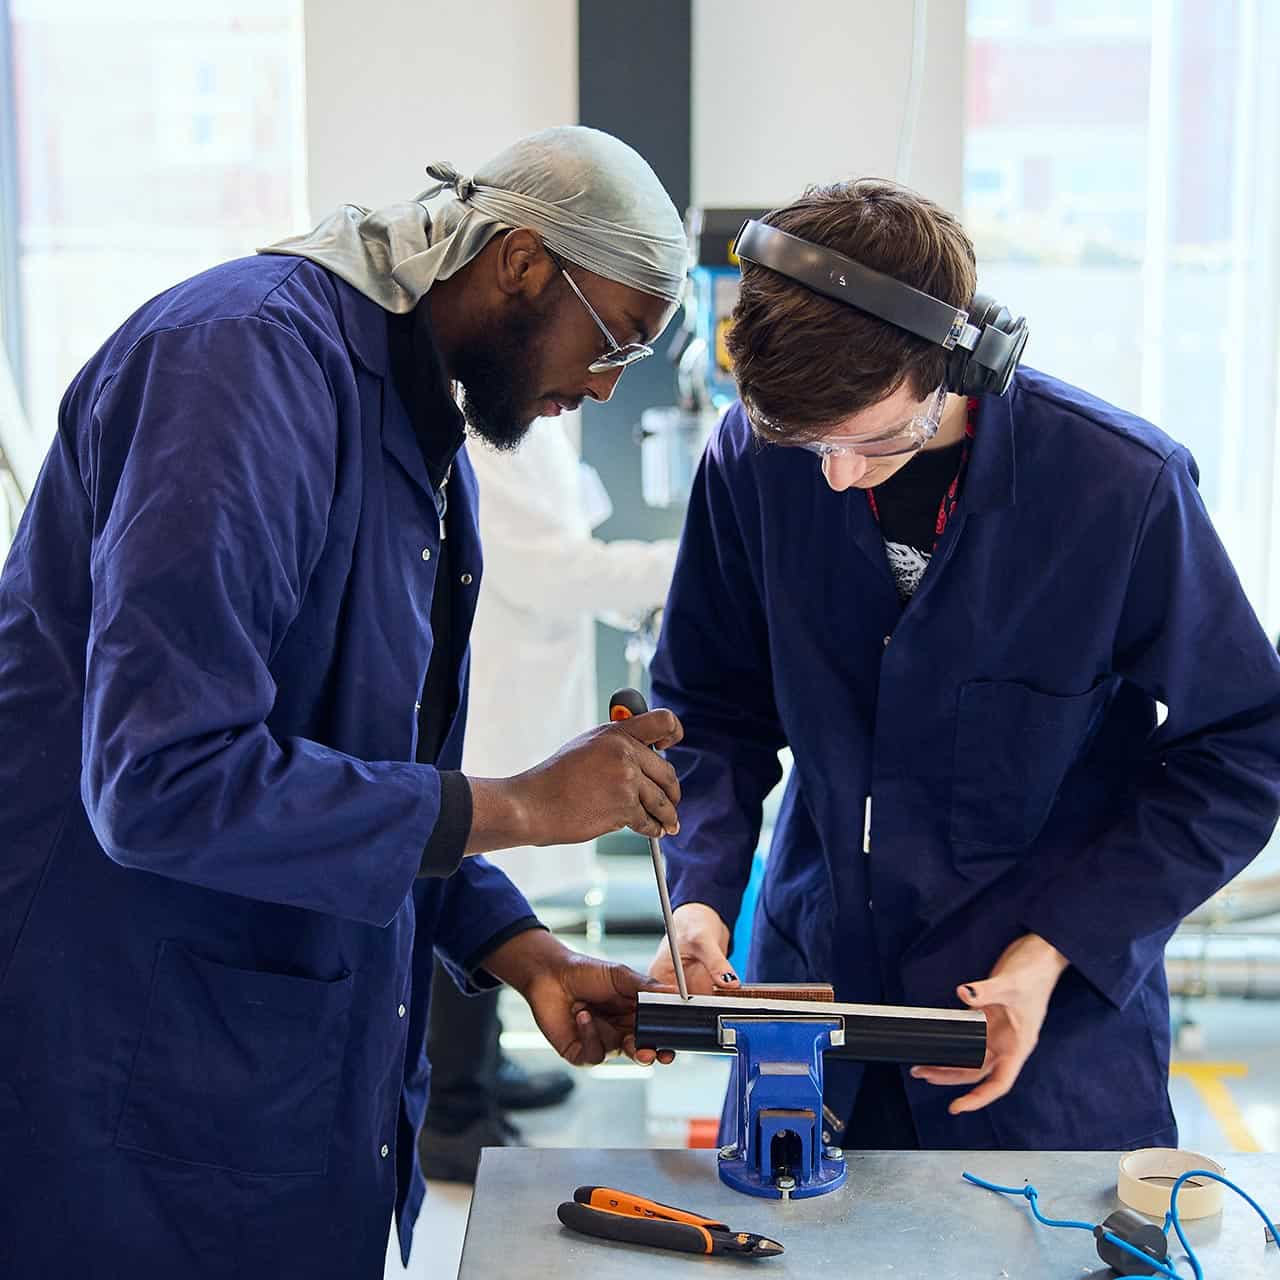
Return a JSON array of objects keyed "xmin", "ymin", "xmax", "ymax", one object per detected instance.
[{"xmin": 556, "ymin": 1185, "xmax": 785, "ymax": 1258}]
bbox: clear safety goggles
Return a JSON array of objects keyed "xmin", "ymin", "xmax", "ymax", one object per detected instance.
[
  {"xmin": 551, "ymin": 253, "xmax": 654, "ymax": 373},
  {"xmin": 756, "ymin": 384, "xmax": 947, "ymax": 458}
]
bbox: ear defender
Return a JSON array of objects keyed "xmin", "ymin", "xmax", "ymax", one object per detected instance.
[
  {"xmin": 944, "ymin": 293, "xmax": 1028, "ymax": 397},
  {"xmin": 731, "ymin": 219, "xmax": 1029, "ymax": 398}
]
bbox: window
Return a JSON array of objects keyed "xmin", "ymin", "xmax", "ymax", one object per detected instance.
[
  {"xmin": 0, "ymin": 0, "xmax": 307, "ymax": 506},
  {"xmin": 966, "ymin": 0, "xmax": 1280, "ymax": 634}
]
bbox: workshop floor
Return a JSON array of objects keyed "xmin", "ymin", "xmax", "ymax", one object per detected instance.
[{"xmin": 389, "ymin": 844, "xmax": 1280, "ymax": 1279}]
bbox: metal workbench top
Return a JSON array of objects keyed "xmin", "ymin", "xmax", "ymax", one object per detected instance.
[{"xmin": 458, "ymin": 1147, "xmax": 1278, "ymax": 1278}]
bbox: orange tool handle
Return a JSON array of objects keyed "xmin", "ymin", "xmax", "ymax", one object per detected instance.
[
  {"xmin": 574, "ymin": 1185, "xmax": 727, "ymax": 1231},
  {"xmin": 558, "ymin": 1202, "xmax": 716, "ymax": 1255}
]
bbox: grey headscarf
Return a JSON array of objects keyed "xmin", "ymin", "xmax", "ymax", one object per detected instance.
[{"xmin": 260, "ymin": 126, "xmax": 689, "ymax": 313}]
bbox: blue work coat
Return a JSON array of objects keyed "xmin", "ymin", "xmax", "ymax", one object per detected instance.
[
  {"xmin": 0, "ymin": 257, "xmax": 533, "ymax": 1277},
  {"xmin": 650, "ymin": 370, "xmax": 1280, "ymax": 1152}
]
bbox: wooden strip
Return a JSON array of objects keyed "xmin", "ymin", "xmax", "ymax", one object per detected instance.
[{"xmin": 712, "ymin": 983, "xmax": 835, "ymax": 1002}]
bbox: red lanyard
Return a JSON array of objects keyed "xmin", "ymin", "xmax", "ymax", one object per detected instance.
[{"xmin": 866, "ymin": 397, "xmax": 978, "ymax": 551}]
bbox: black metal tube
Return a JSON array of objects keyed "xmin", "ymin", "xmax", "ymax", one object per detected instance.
[{"xmin": 636, "ymin": 992, "xmax": 986, "ymax": 1068}]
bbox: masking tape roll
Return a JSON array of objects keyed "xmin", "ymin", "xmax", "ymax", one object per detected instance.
[{"xmin": 1117, "ymin": 1148, "xmax": 1226, "ymax": 1220}]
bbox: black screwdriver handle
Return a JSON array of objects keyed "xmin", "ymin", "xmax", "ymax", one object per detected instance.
[{"xmin": 608, "ymin": 687, "xmax": 651, "ymax": 721}]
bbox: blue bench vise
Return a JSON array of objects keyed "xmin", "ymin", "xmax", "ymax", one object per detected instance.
[
  {"xmin": 635, "ymin": 989, "xmax": 988, "ymax": 1201},
  {"xmin": 718, "ymin": 1013, "xmax": 847, "ymax": 1199}
]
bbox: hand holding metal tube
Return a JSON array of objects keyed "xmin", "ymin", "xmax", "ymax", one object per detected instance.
[
  {"xmin": 648, "ymin": 902, "xmax": 738, "ymax": 995},
  {"xmin": 911, "ymin": 931, "xmax": 1068, "ymax": 1113},
  {"xmin": 483, "ymin": 929, "xmax": 675, "ymax": 1068}
]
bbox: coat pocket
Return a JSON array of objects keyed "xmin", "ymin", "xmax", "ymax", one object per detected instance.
[
  {"xmin": 951, "ymin": 678, "xmax": 1113, "ymax": 856},
  {"xmin": 115, "ymin": 941, "xmax": 353, "ymax": 1176}
]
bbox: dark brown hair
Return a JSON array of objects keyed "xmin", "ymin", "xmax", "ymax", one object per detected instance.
[{"xmin": 726, "ymin": 179, "xmax": 977, "ymax": 442}]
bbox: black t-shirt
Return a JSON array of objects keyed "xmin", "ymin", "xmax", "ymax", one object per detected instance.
[
  {"xmin": 845, "ymin": 443, "xmax": 965, "ymax": 1141},
  {"xmin": 871, "ymin": 441, "xmax": 964, "ymax": 602}
]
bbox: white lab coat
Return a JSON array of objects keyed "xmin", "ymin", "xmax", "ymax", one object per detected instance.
[{"xmin": 463, "ymin": 418, "xmax": 679, "ymax": 900}]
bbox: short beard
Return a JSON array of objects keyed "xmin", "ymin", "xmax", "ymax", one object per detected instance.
[{"xmin": 455, "ymin": 298, "xmax": 546, "ymax": 452}]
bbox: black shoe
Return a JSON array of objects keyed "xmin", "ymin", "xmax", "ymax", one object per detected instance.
[
  {"xmin": 494, "ymin": 1054, "xmax": 576, "ymax": 1111},
  {"xmin": 417, "ymin": 1112, "xmax": 524, "ymax": 1184}
]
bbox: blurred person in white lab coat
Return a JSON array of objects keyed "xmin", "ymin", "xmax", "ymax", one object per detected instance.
[{"xmin": 419, "ymin": 414, "xmax": 678, "ymax": 1181}]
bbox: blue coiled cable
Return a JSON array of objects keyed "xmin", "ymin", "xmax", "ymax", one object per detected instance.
[{"xmin": 962, "ymin": 1167, "xmax": 1279, "ymax": 1279}]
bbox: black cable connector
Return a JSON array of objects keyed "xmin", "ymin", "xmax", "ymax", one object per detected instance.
[{"xmin": 1094, "ymin": 1209, "xmax": 1171, "ymax": 1276}]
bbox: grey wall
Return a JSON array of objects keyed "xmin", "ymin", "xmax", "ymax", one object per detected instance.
[{"xmin": 577, "ymin": 0, "xmax": 692, "ymax": 747}]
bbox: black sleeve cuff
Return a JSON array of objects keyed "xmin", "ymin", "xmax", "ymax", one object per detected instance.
[
  {"xmin": 463, "ymin": 916, "xmax": 547, "ymax": 975},
  {"xmin": 417, "ymin": 770, "xmax": 473, "ymax": 878}
]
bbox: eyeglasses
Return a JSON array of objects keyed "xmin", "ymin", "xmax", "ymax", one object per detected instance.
[
  {"xmin": 550, "ymin": 251, "xmax": 654, "ymax": 373},
  {"xmin": 769, "ymin": 385, "xmax": 948, "ymax": 459}
]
